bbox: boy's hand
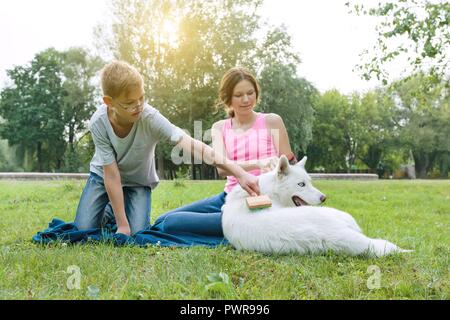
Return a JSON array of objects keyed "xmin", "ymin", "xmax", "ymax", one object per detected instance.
[
  {"xmin": 116, "ymin": 224, "xmax": 131, "ymax": 236},
  {"xmin": 236, "ymin": 172, "xmax": 260, "ymax": 196},
  {"xmin": 258, "ymin": 156, "xmax": 279, "ymax": 173}
]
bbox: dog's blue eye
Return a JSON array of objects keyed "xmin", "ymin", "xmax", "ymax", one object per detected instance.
[{"xmin": 298, "ymin": 182, "xmax": 306, "ymax": 187}]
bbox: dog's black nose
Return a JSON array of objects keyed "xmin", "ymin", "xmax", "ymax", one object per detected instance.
[{"xmin": 320, "ymin": 195, "xmax": 327, "ymax": 203}]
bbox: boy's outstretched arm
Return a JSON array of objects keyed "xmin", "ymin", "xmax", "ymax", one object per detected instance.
[
  {"xmin": 103, "ymin": 161, "xmax": 131, "ymax": 236},
  {"xmin": 177, "ymin": 134, "xmax": 260, "ymax": 196}
]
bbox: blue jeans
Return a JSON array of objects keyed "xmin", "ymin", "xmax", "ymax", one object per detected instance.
[
  {"xmin": 151, "ymin": 192, "xmax": 227, "ymax": 240},
  {"xmin": 74, "ymin": 172, "xmax": 151, "ymax": 235}
]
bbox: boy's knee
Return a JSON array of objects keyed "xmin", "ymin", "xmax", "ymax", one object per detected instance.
[
  {"xmin": 129, "ymin": 217, "xmax": 150, "ymax": 235},
  {"xmin": 75, "ymin": 219, "xmax": 95, "ymax": 231}
]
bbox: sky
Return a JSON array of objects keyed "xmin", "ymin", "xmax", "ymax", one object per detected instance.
[{"xmin": 0, "ymin": 0, "xmax": 405, "ymax": 94}]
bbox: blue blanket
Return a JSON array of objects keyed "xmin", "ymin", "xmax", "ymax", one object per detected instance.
[{"xmin": 32, "ymin": 218, "xmax": 228, "ymax": 248}]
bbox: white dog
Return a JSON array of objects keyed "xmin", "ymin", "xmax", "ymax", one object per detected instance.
[{"xmin": 222, "ymin": 155, "xmax": 412, "ymax": 257}]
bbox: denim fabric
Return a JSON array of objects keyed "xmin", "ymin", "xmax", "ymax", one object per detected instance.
[
  {"xmin": 32, "ymin": 218, "xmax": 119, "ymax": 244},
  {"xmin": 32, "ymin": 218, "xmax": 226, "ymax": 247},
  {"xmin": 33, "ymin": 176, "xmax": 229, "ymax": 248},
  {"xmin": 151, "ymin": 192, "xmax": 228, "ymax": 241},
  {"xmin": 74, "ymin": 172, "xmax": 151, "ymax": 235}
]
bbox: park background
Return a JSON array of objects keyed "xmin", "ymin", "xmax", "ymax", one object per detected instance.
[
  {"xmin": 0, "ymin": 0, "xmax": 448, "ymax": 300},
  {"xmin": 0, "ymin": 0, "xmax": 448, "ymax": 180}
]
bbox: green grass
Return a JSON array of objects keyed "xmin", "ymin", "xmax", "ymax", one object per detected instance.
[{"xmin": 0, "ymin": 179, "xmax": 448, "ymax": 300}]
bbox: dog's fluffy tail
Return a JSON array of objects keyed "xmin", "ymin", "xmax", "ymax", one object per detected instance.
[{"xmin": 368, "ymin": 239, "xmax": 413, "ymax": 257}]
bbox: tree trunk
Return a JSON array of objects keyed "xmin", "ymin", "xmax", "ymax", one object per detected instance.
[
  {"xmin": 363, "ymin": 145, "xmax": 382, "ymax": 172},
  {"xmin": 190, "ymin": 156, "xmax": 195, "ymax": 180},
  {"xmin": 413, "ymin": 151, "xmax": 429, "ymax": 179},
  {"xmin": 23, "ymin": 147, "xmax": 34, "ymax": 172},
  {"xmin": 201, "ymin": 164, "xmax": 209, "ymax": 180},
  {"xmin": 37, "ymin": 142, "xmax": 43, "ymax": 172},
  {"xmin": 418, "ymin": 166, "xmax": 427, "ymax": 179},
  {"xmin": 439, "ymin": 152, "xmax": 449, "ymax": 178},
  {"xmin": 199, "ymin": 164, "xmax": 205, "ymax": 180},
  {"xmin": 68, "ymin": 122, "xmax": 75, "ymax": 153},
  {"xmin": 157, "ymin": 154, "xmax": 165, "ymax": 179}
]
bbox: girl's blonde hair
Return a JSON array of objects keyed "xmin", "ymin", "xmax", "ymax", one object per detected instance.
[
  {"xmin": 217, "ymin": 67, "xmax": 260, "ymax": 118},
  {"xmin": 100, "ymin": 60, "xmax": 144, "ymax": 98}
]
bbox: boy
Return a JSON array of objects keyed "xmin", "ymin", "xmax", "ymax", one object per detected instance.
[{"xmin": 74, "ymin": 61, "xmax": 259, "ymax": 236}]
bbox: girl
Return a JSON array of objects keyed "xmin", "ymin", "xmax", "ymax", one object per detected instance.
[{"xmin": 149, "ymin": 67, "xmax": 297, "ymax": 245}]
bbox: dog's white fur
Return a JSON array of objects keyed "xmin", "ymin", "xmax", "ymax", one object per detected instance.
[{"xmin": 222, "ymin": 155, "xmax": 412, "ymax": 257}]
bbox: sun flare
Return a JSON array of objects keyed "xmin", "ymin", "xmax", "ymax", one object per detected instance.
[{"xmin": 161, "ymin": 19, "xmax": 179, "ymax": 47}]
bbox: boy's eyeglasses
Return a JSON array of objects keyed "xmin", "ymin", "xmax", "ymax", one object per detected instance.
[
  {"xmin": 108, "ymin": 96, "xmax": 145, "ymax": 112},
  {"xmin": 116, "ymin": 99, "xmax": 145, "ymax": 112}
]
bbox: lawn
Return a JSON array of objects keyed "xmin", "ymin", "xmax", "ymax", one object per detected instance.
[{"xmin": 0, "ymin": 179, "xmax": 448, "ymax": 299}]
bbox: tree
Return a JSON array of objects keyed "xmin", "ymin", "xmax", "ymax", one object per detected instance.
[
  {"xmin": 0, "ymin": 48, "xmax": 66, "ymax": 171},
  {"xmin": 0, "ymin": 48, "xmax": 102, "ymax": 172},
  {"xmin": 390, "ymin": 72, "xmax": 449, "ymax": 178},
  {"xmin": 253, "ymin": 26, "xmax": 302, "ymax": 73},
  {"xmin": 258, "ymin": 63, "xmax": 317, "ymax": 156},
  {"xmin": 355, "ymin": 89, "xmax": 397, "ymax": 174},
  {"xmin": 348, "ymin": 0, "xmax": 449, "ymax": 84},
  {"xmin": 255, "ymin": 27, "xmax": 316, "ymax": 156},
  {"xmin": 96, "ymin": 0, "xmax": 304, "ymax": 179},
  {"xmin": 0, "ymin": 140, "xmax": 11, "ymax": 171},
  {"xmin": 307, "ymin": 90, "xmax": 350, "ymax": 172},
  {"xmin": 59, "ymin": 48, "xmax": 103, "ymax": 172}
]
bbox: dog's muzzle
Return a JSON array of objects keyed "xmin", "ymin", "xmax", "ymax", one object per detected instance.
[{"xmin": 292, "ymin": 196, "xmax": 308, "ymax": 206}]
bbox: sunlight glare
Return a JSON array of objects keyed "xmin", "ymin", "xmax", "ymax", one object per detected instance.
[{"xmin": 161, "ymin": 19, "xmax": 179, "ymax": 47}]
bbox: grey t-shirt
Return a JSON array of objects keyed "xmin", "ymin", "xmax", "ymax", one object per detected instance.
[{"xmin": 89, "ymin": 104, "xmax": 185, "ymax": 189}]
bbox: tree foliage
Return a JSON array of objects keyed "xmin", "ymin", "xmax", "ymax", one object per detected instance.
[
  {"xmin": 0, "ymin": 48, "xmax": 66, "ymax": 171},
  {"xmin": 0, "ymin": 48, "xmax": 102, "ymax": 172},
  {"xmin": 60, "ymin": 48, "xmax": 104, "ymax": 172},
  {"xmin": 389, "ymin": 72, "xmax": 449, "ymax": 178},
  {"xmin": 96, "ymin": 0, "xmax": 312, "ymax": 178},
  {"xmin": 258, "ymin": 63, "xmax": 317, "ymax": 155},
  {"xmin": 306, "ymin": 90, "xmax": 350, "ymax": 172},
  {"xmin": 98, "ymin": 0, "xmax": 265, "ymax": 126},
  {"xmin": 348, "ymin": 0, "xmax": 449, "ymax": 84},
  {"xmin": 356, "ymin": 89, "xmax": 397, "ymax": 175}
]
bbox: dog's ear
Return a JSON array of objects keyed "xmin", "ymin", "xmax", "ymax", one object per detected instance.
[
  {"xmin": 296, "ymin": 156, "xmax": 307, "ymax": 168},
  {"xmin": 277, "ymin": 155, "xmax": 290, "ymax": 177}
]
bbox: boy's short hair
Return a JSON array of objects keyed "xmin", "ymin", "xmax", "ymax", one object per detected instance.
[{"xmin": 100, "ymin": 61, "xmax": 144, "ymax": 98}]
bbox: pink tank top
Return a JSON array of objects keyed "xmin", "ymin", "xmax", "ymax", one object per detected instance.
[{"xmin": 222, "ymin": 113, "xmax": 278, "ymax": 193}]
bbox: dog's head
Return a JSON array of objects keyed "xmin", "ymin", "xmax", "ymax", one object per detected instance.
[{"xmin": 271, "ymin": 155, "xmax": 326, "ymax": 207}]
